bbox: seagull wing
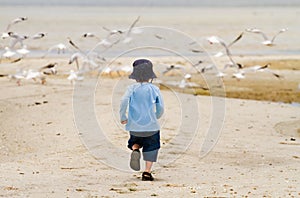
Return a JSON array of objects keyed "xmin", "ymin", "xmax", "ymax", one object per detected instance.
[
  {"xmin": 126, "ymin": 16, "xmax": 141, "ymax": 37},
  {"xmin": 246, "ymin": 28, "xmax": 269, "ymax": 41},
  {"xmin": 68, "ymin": 37, "xmax": 82, "ymax": 51},
  {"xmin": 271, "ymin": 28, "xmax": 287, "ymax": 42},
  {"xmin": 227, "ymin": 32, "xmax": 243, "ymax": 48}
]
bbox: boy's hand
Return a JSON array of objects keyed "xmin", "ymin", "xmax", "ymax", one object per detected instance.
[{"xmin": 121, "ymin": 120, "xmax": 128, "ymax": 124}]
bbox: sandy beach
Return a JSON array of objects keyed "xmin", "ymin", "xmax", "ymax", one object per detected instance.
[
  {"xmin": 0, "ymin": 55, "xmax": 299, "ymax": 197},
  {"xmin": 1, "ymin": 3, "xmax": 300, "ymax": 198}
]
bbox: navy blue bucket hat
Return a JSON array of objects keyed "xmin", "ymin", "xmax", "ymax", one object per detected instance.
[{"xmin": 129, "ymin": 59, "xmax": 157, "ymax": 81}]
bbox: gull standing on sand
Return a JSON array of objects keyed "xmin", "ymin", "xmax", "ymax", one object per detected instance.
[
  {"xmin": 161, "ymin": 73, "xmax": 207, "ymax": 90},
  {"xmin": 245, "ymin": 28, "xmax": 288, "ymax": 46},
  {"xmin": 162, "ymin": 64, "xmax": 185, "ymax": 76},
  {"xmin": 232, "ymin": 71, "xmax": 245, "ymax": 80},
  {"xmin": 6, "ymin": 69, "xmax": 27, "ymax": 86},
  {"xmin": 25, "ymin": 69, "xmax": 46, "ymax": 84},
  {"xmin": 2, "ymin": 47, "xmax": 16, "ymax": 59},
  {"xmin": 16, "ymin": 45, "xmax": 30, "ymax": 57},
  {"xmin": 197, "ymin": 63, "xmax": 227, "ymax": 78},
  {"xmin": 39, "ymin": 63, "xmax": 58, "ymax": 75},
  {"xmin": 67, "ymin": 70, "xmax": 84, "ymax": 84},
  {"xmin": 42, "ymin": 43, "xmax": 67, "ymax": 58}
]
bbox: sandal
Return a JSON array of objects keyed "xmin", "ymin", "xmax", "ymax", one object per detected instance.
[
  {"xmin": 130, "ymin": 149, "xmax": 141, "ymax": 171},
  {"xmin": 142, "ymin": 172, "xmax": 154, "ymax": 181}
]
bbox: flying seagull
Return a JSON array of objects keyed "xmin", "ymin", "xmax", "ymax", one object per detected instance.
[
  {"xmin": 207, "ymin": 35, "xmax": 243, "ymax": 70},
  {"xmin": 245, "ymin": 28, "xmax": 288, "ymax": 46}
]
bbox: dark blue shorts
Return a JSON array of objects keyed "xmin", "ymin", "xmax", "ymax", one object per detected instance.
[{"xmin": 128, "ymin": 131, "xmax": 160, "ymax": 162}]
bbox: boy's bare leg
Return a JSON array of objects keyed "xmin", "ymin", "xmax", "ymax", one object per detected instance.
[
  {"xmin": 132, "ymin": 144, "xmax": 140, "ymax": 150},
  {"xmin": 145, "ymin": 161, "xmax": 153, "ymax": 172}
]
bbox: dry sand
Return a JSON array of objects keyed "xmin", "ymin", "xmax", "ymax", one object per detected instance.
[{"xmin": 0, "ymin": 56, "xmax": 299, "ymax": 197}]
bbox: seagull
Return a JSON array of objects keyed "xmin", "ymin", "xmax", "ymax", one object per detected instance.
[
  {"xmin": 82, "ymin": 32, "xmax": 100, "ymax": 40},
  {"xmin": 67, "ymin": 70, "xmax": 84, "ymax": 84},
  {"xmin": 67, "ymin": 37, "xmax": 101, "ymax": 71},
  {"xmin": 102, "ymin": 16, "xmax": 141, "ymax": 44},
  {"xmin": 39, "ymin": 63, "xmax": 58, "ymax": 75},
  {"xmin": 154, "ymin": 34, "xmax": 165, "ymax": 40},
  {"xmin": 31, "ymin": 32, "xmax": 47, "ymax": 39},
  {"xmin": 162, "ymin": 77, "xmax": 207, "ymax": 90},
  {"xmin": 25, "ymin": 69, "xmax": 46, "ymax": 84},
  {"xmin": 191, "ymin": 60, "xmax": 204, "ymax": 73},
  {"xmin": 215, "ymin": 71, "xmax": 227, "ymax": 78},
  {"xmin": 102, "ymin": 27, "xmax": 123, "ymax": 35},
  {"xmin": 7, "ymin": 69, "xmax": 27, "ymax": 86},
  {"xmin": 223, "ymin": 62, "xmax": 243, "ymax": 70},
  {"xmin": 208, "ymin": 32, "xmax": 243, "ymax": 57},
  {"xmin": 199, "ymin": 64, "xmax": 215, "ymax": 73},
  {"xmin": 82, "ymin": 32, "xmax": 95, "ymax": 38},
  {"xmin": 207, "ymin": 35, "xmax": 243, "ymax": 71},
  {"xmin": 16, "ymin": 45, "xmax": 30, "ymax": 57},
  {"xmin": 2, "ymin": 47, "xmax": 16, "ymax": 59},
  {"xmin": 1, "ymin": 17, "xmax": 28, "ymax": 39},
  {"xmin": 245, "ymin": 28, "xmax": 288, "ymax": 46},
  {"xmin": 122, "ymin": 16, "xmax": 142, "ymax": 43},
  {"xmin": 42, "ymin": 43, "xmax": 67, "ymax": 58},
  {"xmin": 162, "ymin": 64, "xmax": 185, "ymax": 76},
  {"xmin": 7, "ymin": 17, "xmax": 28, "ymax": 28},
  {"xmin": 190, "ymin": 48, "xmax": 204, "ymax": 53},
  {"xmin": 68, "ymin": 52, "xmax": 84, "ymax": 70},
  {"xmin": 178, "ymin": 79, "xmax": 199, "ymax": 89},
  {"xmin": 197, "ymin": 63, "xmax": 227, "ymax": 78},
  {"xmin": 8, "ymin": 32, "xmax": 29, "ymax": 49},
  {"xmin": 240, "ymin": 63, "xmax": 282, "ymax": 78},
  {"xmin": 232, "ymin": 71, "xmax": 245, "ymax": 80}
]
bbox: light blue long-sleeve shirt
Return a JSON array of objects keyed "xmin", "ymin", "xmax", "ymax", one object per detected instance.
[{"xmin": 120, "ymin": 82, "xmax": 164, "ymax": 132}]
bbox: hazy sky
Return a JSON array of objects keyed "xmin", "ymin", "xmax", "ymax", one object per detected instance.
[{"xmin": 1, "ymin": 0, "xmax": 300, "ymax": 6}]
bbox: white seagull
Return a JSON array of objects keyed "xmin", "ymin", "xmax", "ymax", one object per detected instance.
[
  {"xmin": 39, "ymin": 63, "xmax": 58, "ymax": 75},
  {"xmin": 16, "ymin": 45, "xmax": 30, "ymax": 57},
  {"xmin": 245, "ymin": 28, "xmax": 288, "ymax": 46},
  {"xmin": 67, "ymin": 70, "xmax": 84, "ymax": 84},
  {"xmin": 25, "ymin": 69, "xmax": 46, "ymax": 84},
  {"xmin": 102, "ymin": 16, "xmax": 142, "ymax": 44},
  {"xmin": 240, "ymin": 63, "xmax": 281, "ymax": 78},
  {"xmin": 1, "ymin": 17, "xmax": 28, "ymax": 39},
  {"xmin": 82, "ymin": 32, "xmax": 100, "ymax": 40},
  {"xmin": 2, "ymin": 47, "xmax": 17, "ymax": 59},
  {"xmin": 42, "ymin": 43, "xmax": 67, "ymax": 58},
  {"xmin": 7, "ymin": 69, "xmax": 27, "ymax": 86},
  {"xmin": 207, "ymin": 35, "xmax": 243, "ymax": 71},
  {"xmin": 31, "ymin": 32, "xmax": 47, "ymax": 39},
  {"xmin": 208, "ymin": 32, "xmax": 243, "ymax": 57},
  {"xmin": 8, "ymin": 32, "xmax": 29, "ymax": 49},
  {"xmin": 161, "ymin": 64, "xmax": 186, "ymax": 76}
]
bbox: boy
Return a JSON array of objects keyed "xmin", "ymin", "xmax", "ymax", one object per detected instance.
[{"xmin": 120, "ymin": 59, "xmax": 164, "ymax": 181}]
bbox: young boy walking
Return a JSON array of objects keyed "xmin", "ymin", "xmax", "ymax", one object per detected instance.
[{"xmin": 120, "ymin": 59, "xmax": 164, "ymax": 181}]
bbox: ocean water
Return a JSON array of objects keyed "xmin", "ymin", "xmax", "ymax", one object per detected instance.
[{"xmin": 0, "ymin": 5, "xmax": 300, "ymax": 57}]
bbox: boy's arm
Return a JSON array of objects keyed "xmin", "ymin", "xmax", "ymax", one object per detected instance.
[
  {"xmin": 155, "ymin": 91, "xmax": 164, "ymax": 119},
  {"xmin": 119, "ymin": 86, "xmax": 132, "ymax": 123}
]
